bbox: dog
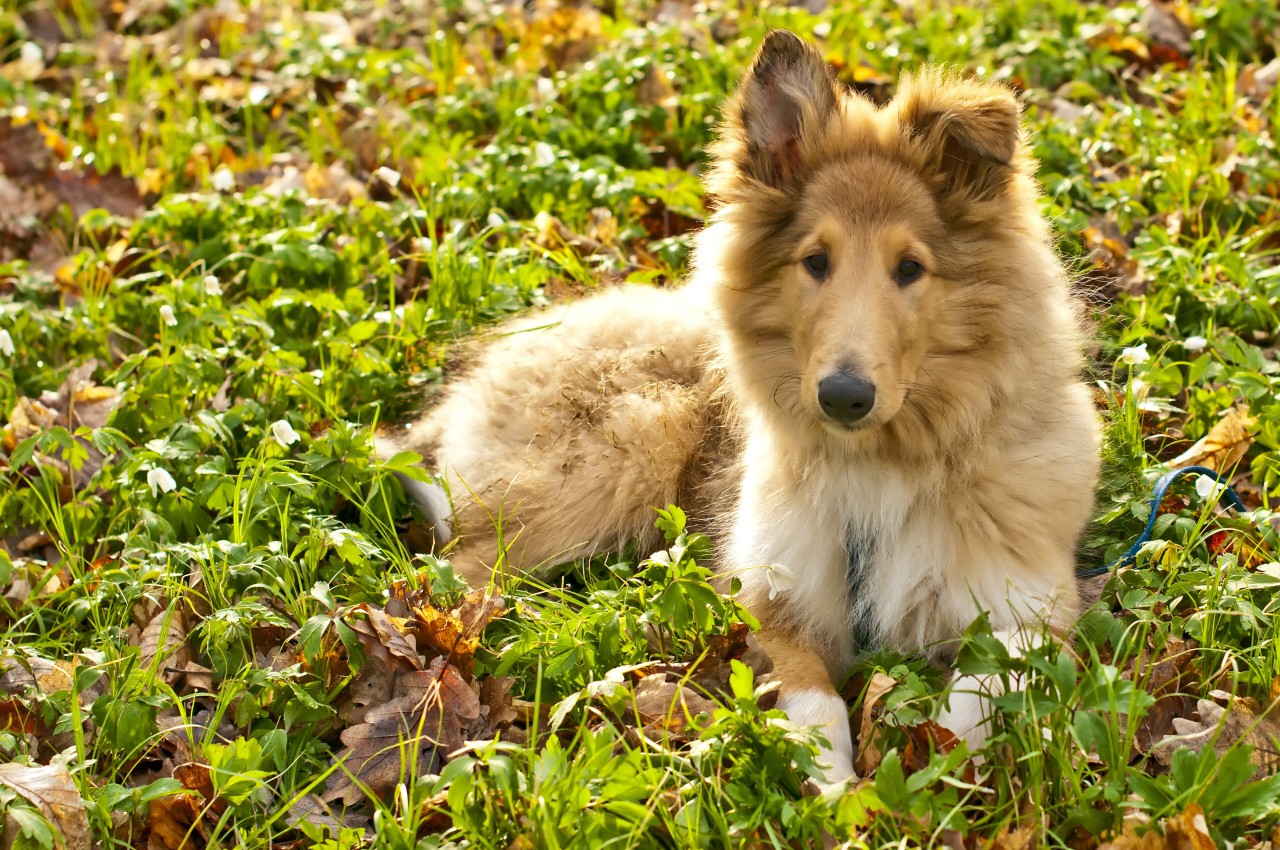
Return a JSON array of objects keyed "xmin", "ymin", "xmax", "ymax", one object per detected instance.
[{"xmin": 378, "ymin": 30, "xmax": 1101, "ymax": 782}]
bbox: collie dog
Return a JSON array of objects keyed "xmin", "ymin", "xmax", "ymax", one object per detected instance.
[{"xmin": 380, "ymin": 31, "xmax": 1100, "ymax": 781}]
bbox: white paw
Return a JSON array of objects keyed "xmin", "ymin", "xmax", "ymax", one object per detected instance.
[
  {"xmin": 777, "ymin": 687, "xmax": 855, "ymax": 785},
  {"xmin": 936, "ymin": 676, "xmax": 994, "ymax": 750},
  {"xmin": 937, "ymin": 627, "xmax": 1044, "ymax": 750}
]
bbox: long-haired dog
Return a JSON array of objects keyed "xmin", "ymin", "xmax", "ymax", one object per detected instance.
[{"xmin": 379, "ymin": 31, "xmax": 1101, "ymax": 781}]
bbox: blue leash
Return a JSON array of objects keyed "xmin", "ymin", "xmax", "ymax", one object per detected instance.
[{"xmin": 1076, "ymin": 465, "xmax": 1248, "ymax": 578}]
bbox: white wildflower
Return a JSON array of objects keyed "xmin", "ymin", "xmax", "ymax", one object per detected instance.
[
  {"xmin": 486, "ymin": 212, "xmax": 504, "ymax": 229},
  {"xmin": 0, "ymin": 329, "xmax": 13, "ymax": 358},
  {"xmin": 412, "ymin": 236, "xmax": 434, "ymax": 255},
  {"xmin": 211, "ymin": 167, "xmax": 235, "ymax": 192},
  {"xmin": 159, "ymin": 304, "xmax": 177, "ymax": 327},
  {"xmin": 765, "ymin": 563, "xmax": 795, "ymax": 601},
  {"xmin": 147, "ymin": 467, "xmax": 176, "ymax": 497},
  {"xmin": 1195, "ymin": 475, "xmax": 1222, "ymax": 501},
  {"xmin": 271, "ymin": 419, "xmax": 301, "ymax": 447},
  {"xmin": 373, "ymin": 310, "xmax": 392, "ymax": 323},
  {"xmin": 373, "ymin": 166, "xmax": 401, "ymax": 187},
  {"xmin": 533, "ymin": 142, "xmax": 556, "ymax": 168},
  {"xmin": 1119, "ymin": 343, "xmax": 1149, "ymax": 366},
  {"xmin": 203, "ymin": 275, "xmax": 223, "ymax": 296},
  {"xmin": 1183, "ymin": 335, "xmax": 1208, "ymax": 352},
  {"xmin": 535, "ymin": 77, "xmax": 556, "ymax": 102},
  {"xmin": 686, "ymin": 739, "xmax": 713, "ymax": 759},
  {"xmin": 16, "ymin": 42, "xmax": 44, "ymax": 81}
]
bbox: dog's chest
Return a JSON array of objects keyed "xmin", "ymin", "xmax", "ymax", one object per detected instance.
[{"xmin": 733, "ymin": 457, "xmax": 950, "ymax": 660}]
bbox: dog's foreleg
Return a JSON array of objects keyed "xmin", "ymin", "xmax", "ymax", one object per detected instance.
[
  {"xmin": 754, "ymin": 631, "xmax": 854, "ymax": 785},
  {"xmin": 936, "ymin": 625, "xmax": 1048, "ymax": 751}
]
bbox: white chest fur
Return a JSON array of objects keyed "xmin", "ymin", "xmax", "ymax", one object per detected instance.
[{"xmin": 728, "ymin": 430, "xmax": 999, "ymax": 668}]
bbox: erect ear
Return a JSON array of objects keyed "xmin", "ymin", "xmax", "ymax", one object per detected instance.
[
  {"xmin": 727, "ymin": 30, "xmax": 840, "ymax": 188},
  {"xmin": 892, "ymin": 70, "xmax": 1022, "ymax": 200}
]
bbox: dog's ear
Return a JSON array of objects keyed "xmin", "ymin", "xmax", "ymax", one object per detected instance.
[
  {"xmin": 893, "ymin": 70, "xmax": 1021, "ymax": 200},
  {"xmin": 726, "ymin": 30, "xmax": 840, "ymax": 188}
]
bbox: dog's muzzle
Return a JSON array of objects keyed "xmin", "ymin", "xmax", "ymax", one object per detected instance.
[{"xmin": 817, "ymin": 372, "xmax": 876, "ymax": 425}]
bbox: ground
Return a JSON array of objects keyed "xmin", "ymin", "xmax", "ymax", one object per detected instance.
[{"xmin": 2, "ymin": 0, "xmax": 1280, "ymax": 847}]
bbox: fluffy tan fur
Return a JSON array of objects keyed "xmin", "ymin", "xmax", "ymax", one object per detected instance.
[{"xmin": 380, "ymin": 31, "xmax": 1101, "ymax": 780}]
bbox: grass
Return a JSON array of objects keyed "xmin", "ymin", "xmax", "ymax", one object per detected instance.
[{"xmin": 3, "ymin": 0, "xmax": 1280, "ymax": 846}]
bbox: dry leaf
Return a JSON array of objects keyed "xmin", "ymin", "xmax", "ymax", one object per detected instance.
[
  {"xmin": 147, "ymin": 792, "xmax": 210, "ymax": 850},
  {"xmin": 1151, "ymin": 698, "xmax": 1280, "ymax": 779},
  {"xmin": 348, "ymin": 604, "xmax": 422, "ymax": 672},
  {"xmin": 0, "ymin": 762, "xmax": 91, "ymax": 850},
  {"xmin": 138, "ymin": 608, "xmax": 191, "ymax": 680},
  {"xmin": 1161, "ymin": 804, "xmax": 1215, "ymax": 850},
  {"xmin": 854, "ymin": 672, "xmax": 896, "ymax": 775},
  {"xmin": 1098, "ymin": 821, "xmax": 1168, "ymax": 850},
  {"xmin": 632, "ymin": 673, "xmax": 717, "ymax": 732},
  {"xmin": 992, "ymin": 824, "xmax": 1037, "ymax": 850},
  {"xmin": 1169, "ymin": 405, "xmax": 1256, "ymax": 472}
]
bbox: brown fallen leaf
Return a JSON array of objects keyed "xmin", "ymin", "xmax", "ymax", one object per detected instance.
[
  {"xmin": 147, "ymin": 792, "xmax": 211, "ymax": 850},
  {"xmin": 632, "ymin": 673, "xmax": 717, "ymax": 733},
  {"xmin": 1097, "ymin": 820, "xmax": 1168, "ymax": 850},
  {"xmin": 138, "ymin": 608, "xmax": 192, "ymax": 681},
  {"xmin": 854, "ymin": 672, "xmax": 896, "ymax": 775},
  {"xmin": 902, "ymin": 720, "xmax": 960, "ymax": 775},
  {"xmin": 285, "ymin": 793, "xmax": 370, "ymax": 835},
  {"xmin": 324, "ymin": 657, "xmax": 476, "ymax": 805},
  {"xmin": 347, "ymin": 604, "xmax": 422, "ymax": 673},
  {"xmin": 0, "ymin": 762, "xmax": 91, "ymax": 850},
  {"xmin": 992, "ymin": 824, "xmax": 1036, "ymax": 850},
  {"xmin": 0, "ymin": 697, "xmax": 43, "ymax": 735},
  {"xmin": 1161, "ymin": 804, "xmax": 1215, "ymax": 850},
  {"xmin": 1168, "ymin": 405, "xmax": 1256, "ymax": 472},
  {"xmin": 1150, "ymin": 698, "xmax": 1280, "ymax": 779}
]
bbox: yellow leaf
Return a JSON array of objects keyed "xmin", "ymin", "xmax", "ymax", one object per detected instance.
[{"xmin": 1169, "ymin": 404, "xmax": 1256, "ymax": 471}]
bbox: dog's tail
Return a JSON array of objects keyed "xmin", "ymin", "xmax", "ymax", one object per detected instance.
[{"xmin": 374, "ymin": 435, "xmax": 454, "ymax": 546}]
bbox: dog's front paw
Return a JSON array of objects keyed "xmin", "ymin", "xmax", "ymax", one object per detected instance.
[
  {"xmin": 935, "ymin": 676, "xmax": 994, "ymax": 750},
  {"xmin": 777, "ymin": 687, "xmax": 856, "ymax": 785}
]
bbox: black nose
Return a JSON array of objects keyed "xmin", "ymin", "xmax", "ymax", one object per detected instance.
[{"xmin": 817, "ymin": 373, "xmax": 876, "ymax": 424}]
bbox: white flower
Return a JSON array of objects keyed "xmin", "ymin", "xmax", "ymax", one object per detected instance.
[
  {"xmin": 533, "ymin": 142, "xmax": 556, "ymax": 168},
  {"xmin": 17, "ymin": 42, "xmax": 44, "ymax": 81},
  {"xmin": 147, "ymin": 467, "xmax": 176, "ymax": 497},
  {"xmin": 412, "ymin": 236, "xmax": 433, "ymax": 255},
  {"xmin": 765, "ymin": 563, "xmax": 795, "ymax": 601},
  {"xmin": 203, "ymin": 275, "xmax": 222, "ymax": 296},
  {"xmin": 535, "ymin": 77, "xmax": 556, "ymax": 102},
  {"xmin": 486, "ymin": 212, "xmax": 504, "ymax": 229},
  {"xmin": 1195, "ymin": 475, "xmax": 1222, "ymax": 501},
  {"xmin": 1183, "ymin": 335, "xmax": 1208, "ymax": 352},
  {"xmin": 159, "ymin": 305, "xmax": 177, "ymax": 327},
  {"xmin": 1119, "ymin": 343, "xmax": 1149, "ymax": 366},
  {"xmin": 211, "ymin": 167, "xmax": 235, "ymax": 192},
  {"xmin": 373, "ymin": 166, "xmax": 401, "ymax": 187},
  {"xmin": 0, "ymin": 329, "xmax": 13, "ymax": 358},
  {"xmin": 271, "ymin": 419, "xmax": 301, "ymax": 447}
]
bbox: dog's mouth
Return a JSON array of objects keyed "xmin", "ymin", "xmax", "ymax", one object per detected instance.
[{"xmin": 815, "ymin": 409, "xmax": 884, "ymax": 436}]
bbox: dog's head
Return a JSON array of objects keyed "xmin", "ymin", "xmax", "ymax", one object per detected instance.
[{"xmin": 703, "ymin": 31, "xmax": 1054, "ymax": 450}]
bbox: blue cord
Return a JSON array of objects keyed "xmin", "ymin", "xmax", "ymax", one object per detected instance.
[{"xmin": 1076, "ymin": 465, "xmax": 1248, "ymax": 578}]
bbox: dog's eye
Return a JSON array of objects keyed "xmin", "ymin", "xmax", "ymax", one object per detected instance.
[
  {"xmin": 895, "ymin": 259, "xmax": 924, "ymax": 285},
  {"xmin": 802, "ymin": 253, "xmax": 829, "ymax": 279}
]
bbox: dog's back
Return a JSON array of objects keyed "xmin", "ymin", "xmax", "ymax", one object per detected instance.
[{"xmin": 381, "ymin": 284, "xmax": 735, "ymax": 584}]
